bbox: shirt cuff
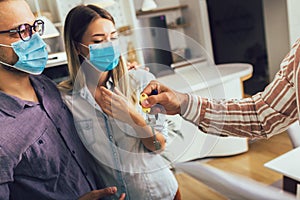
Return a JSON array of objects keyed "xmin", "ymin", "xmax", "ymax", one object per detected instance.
[{"xmin": 181, "ymin": 94, "xmax": 202, "ymax": 124}]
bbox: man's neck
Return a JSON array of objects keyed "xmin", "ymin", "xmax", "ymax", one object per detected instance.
[{"xmin": 0, "ymin": 68, "xmax": 39, "ymax": 102}]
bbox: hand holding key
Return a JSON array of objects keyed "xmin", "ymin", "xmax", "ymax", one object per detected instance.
[
  {"xmin": 140, "ymin": 80, "xmax": 189, "ymax": 115},
  {"xmin": 140, "ymin": 89, "xmax": 158, "ymax": 114}
]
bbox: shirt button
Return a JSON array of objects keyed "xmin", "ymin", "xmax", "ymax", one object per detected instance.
[
  {"xmin": 113, "ymin": 152, "xmax": 117, "ymax": 156},
  {"xmin": 38, "ymin": 140, "xmax": 44, "ymax": 144},
  {"xmin": 72, "ymin": 150, "xmax": 76, "ymax": 154},
  {"xmin": 109, "ymin": 135, "xmax": 113, "ymax": 140}
]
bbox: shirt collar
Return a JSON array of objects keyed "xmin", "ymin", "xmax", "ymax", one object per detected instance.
[
  {"xmin": 78, "ymin": 80, "xmax": 114, "ymax": 112},
  {"xmin": 0, "ymin": 75, "xmax": 42, "ymax": 117},
  {"xmin": 79, "ymin": 85, "xmax": 102, "ymax": 111}
]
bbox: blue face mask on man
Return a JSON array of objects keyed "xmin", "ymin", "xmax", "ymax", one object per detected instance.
[
  {"xmin": 80, "ymin": 40, "xmax": 120, "ymax": 72},
  {"xmin": 0, "ymin": 33, "xmax": 48, "ymax": 75}
]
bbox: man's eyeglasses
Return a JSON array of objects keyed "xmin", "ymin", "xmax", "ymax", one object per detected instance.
[{"xmin": 0, "ymin": 20, "xmax": 44, "ymax": 41}]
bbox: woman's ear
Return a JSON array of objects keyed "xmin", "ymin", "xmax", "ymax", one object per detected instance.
[
  {"xmin": 75, "ymin": 42, "xmax": 89, "ymax": 57},
  {"xmin": 74, "ymin": 41, "xmax": 81, "ymax": 55}
]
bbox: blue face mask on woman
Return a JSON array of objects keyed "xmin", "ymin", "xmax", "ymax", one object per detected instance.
[
  {"xmin": 0, "ymin": 33, "xmax": 48, "ymax": 75},
  {"xmin": 81, "ymin": 40, "xmax": 120, "ymax": 72}
]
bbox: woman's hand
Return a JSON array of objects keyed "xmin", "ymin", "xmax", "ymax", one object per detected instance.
[
  {"xmin": 95, "ymin": 86, "xmax": 166, "ymax": 152},
  {"xmin": 96, "ymin": 86, "xmax": 146, "ymax": 127}
]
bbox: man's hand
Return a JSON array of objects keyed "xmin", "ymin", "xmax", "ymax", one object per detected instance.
[
  {"xmin": 78, "ymin": 187, "xmax": 125, "ymax": 200},
  {"xmin": 140, "ymin": 80, "xmax": 188, "ymax": 115}
]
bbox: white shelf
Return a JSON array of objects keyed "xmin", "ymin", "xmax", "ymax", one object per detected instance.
[
  {"xmin": 136, "ymin": 5, "xmax": 188, "ymax": 16},
  {"xmin": 46, "ymin": 52, "xmax": 67, "ymax": 68}
]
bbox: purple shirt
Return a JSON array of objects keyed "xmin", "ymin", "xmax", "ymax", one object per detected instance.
[{"xmin": 0, "ymin": 75, "xmax": 103, "ymax": 199}]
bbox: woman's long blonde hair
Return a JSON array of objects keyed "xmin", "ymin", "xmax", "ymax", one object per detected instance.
[{"xmin": 58, "ymin": 4, "xmax": 137, "ymax": 104}]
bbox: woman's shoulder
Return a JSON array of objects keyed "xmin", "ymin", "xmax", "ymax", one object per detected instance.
[{"xmin": 129, "ymin": 68, "xmax": 156, "ymax": 84}]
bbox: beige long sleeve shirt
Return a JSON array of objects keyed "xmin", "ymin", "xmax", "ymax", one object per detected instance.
[{"xmin": 182, "ymin": 39, "xmax": 300, "ymax": 139}]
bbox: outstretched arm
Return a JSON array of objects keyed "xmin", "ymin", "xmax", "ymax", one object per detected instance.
[{"xmin": 140, "ymin": 40, "xmax": 300, "ymax": 138}]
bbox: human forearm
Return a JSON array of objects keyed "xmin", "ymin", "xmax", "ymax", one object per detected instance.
[
  {"xmin": 140, "ymin": 127, "xmax": 166, "ymax": 152},
  {"xmin": 130, "ymin": 117, "xmax": 166, "ymax": 152},
  {"xmin": 182, "ymin": 81, "xmax": 297, "ymax": 138}
]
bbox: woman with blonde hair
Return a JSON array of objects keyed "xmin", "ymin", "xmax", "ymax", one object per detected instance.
[{"xmin": 58, "ymin": 4, "xmax": 180, "ymax": 200}]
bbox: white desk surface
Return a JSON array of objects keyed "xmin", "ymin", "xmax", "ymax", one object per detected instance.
[
  {"xmin": 158, "ymin": 62, "xmax": 253, "ymax": 93},
  {"xmin": 264, "ymin": 147, "xmax": 300, "ymax": 182}
]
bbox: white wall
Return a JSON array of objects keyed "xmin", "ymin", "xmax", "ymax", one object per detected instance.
[
  {"xmin": 287, "ymin": 0, "xmax": 300, "ymax": 47},
  {"xmin": 179, "ymin": 0, "xmax": 213, "ymax": 60},
  {"xmin": 133, "ymin": 0, "xmax": 181, "ymax": 11},
  {"xmin": 263, "ymin": 0, "xmax": 290, "ymax": 80}
]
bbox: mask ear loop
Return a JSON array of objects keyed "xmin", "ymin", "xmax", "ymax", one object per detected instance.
[
  {"xmin": 0, "ymin": 44, "xmax": 14, "ymax": 67},
  {"xmin": 78, "ymin": 42, "xmax": 89, "ymax": 48},
  {"xmin": 76, "ymin": 42, "xmax": 91, "ymax": 60},
  {"xmin": 0, "ymin": 60, "xmax": 14, "ymax": 68},
  {"xmin": 74, "ymin": 41, "xmax": 88, "ymax": 65},
  {"xmin": 73, "ymin": 40, "xmax": 87, "ymax": 56},
  {"xmin": 0, "ymin": 43, "xmax": 12, "ymax": 48}
]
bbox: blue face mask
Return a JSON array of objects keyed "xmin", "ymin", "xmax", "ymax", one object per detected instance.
[
  {"xmin": 81, "ymin": 40, "xmax": 120, "ymax": 72},
  {"xmin": 0, "ymin": 33, "xmax": 48, "ymax": 75}
]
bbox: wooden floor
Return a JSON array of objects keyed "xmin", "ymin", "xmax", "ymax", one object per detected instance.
[{"xmin": 174, "ymin": 132, "xmax": 293, "ymax": 200}]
